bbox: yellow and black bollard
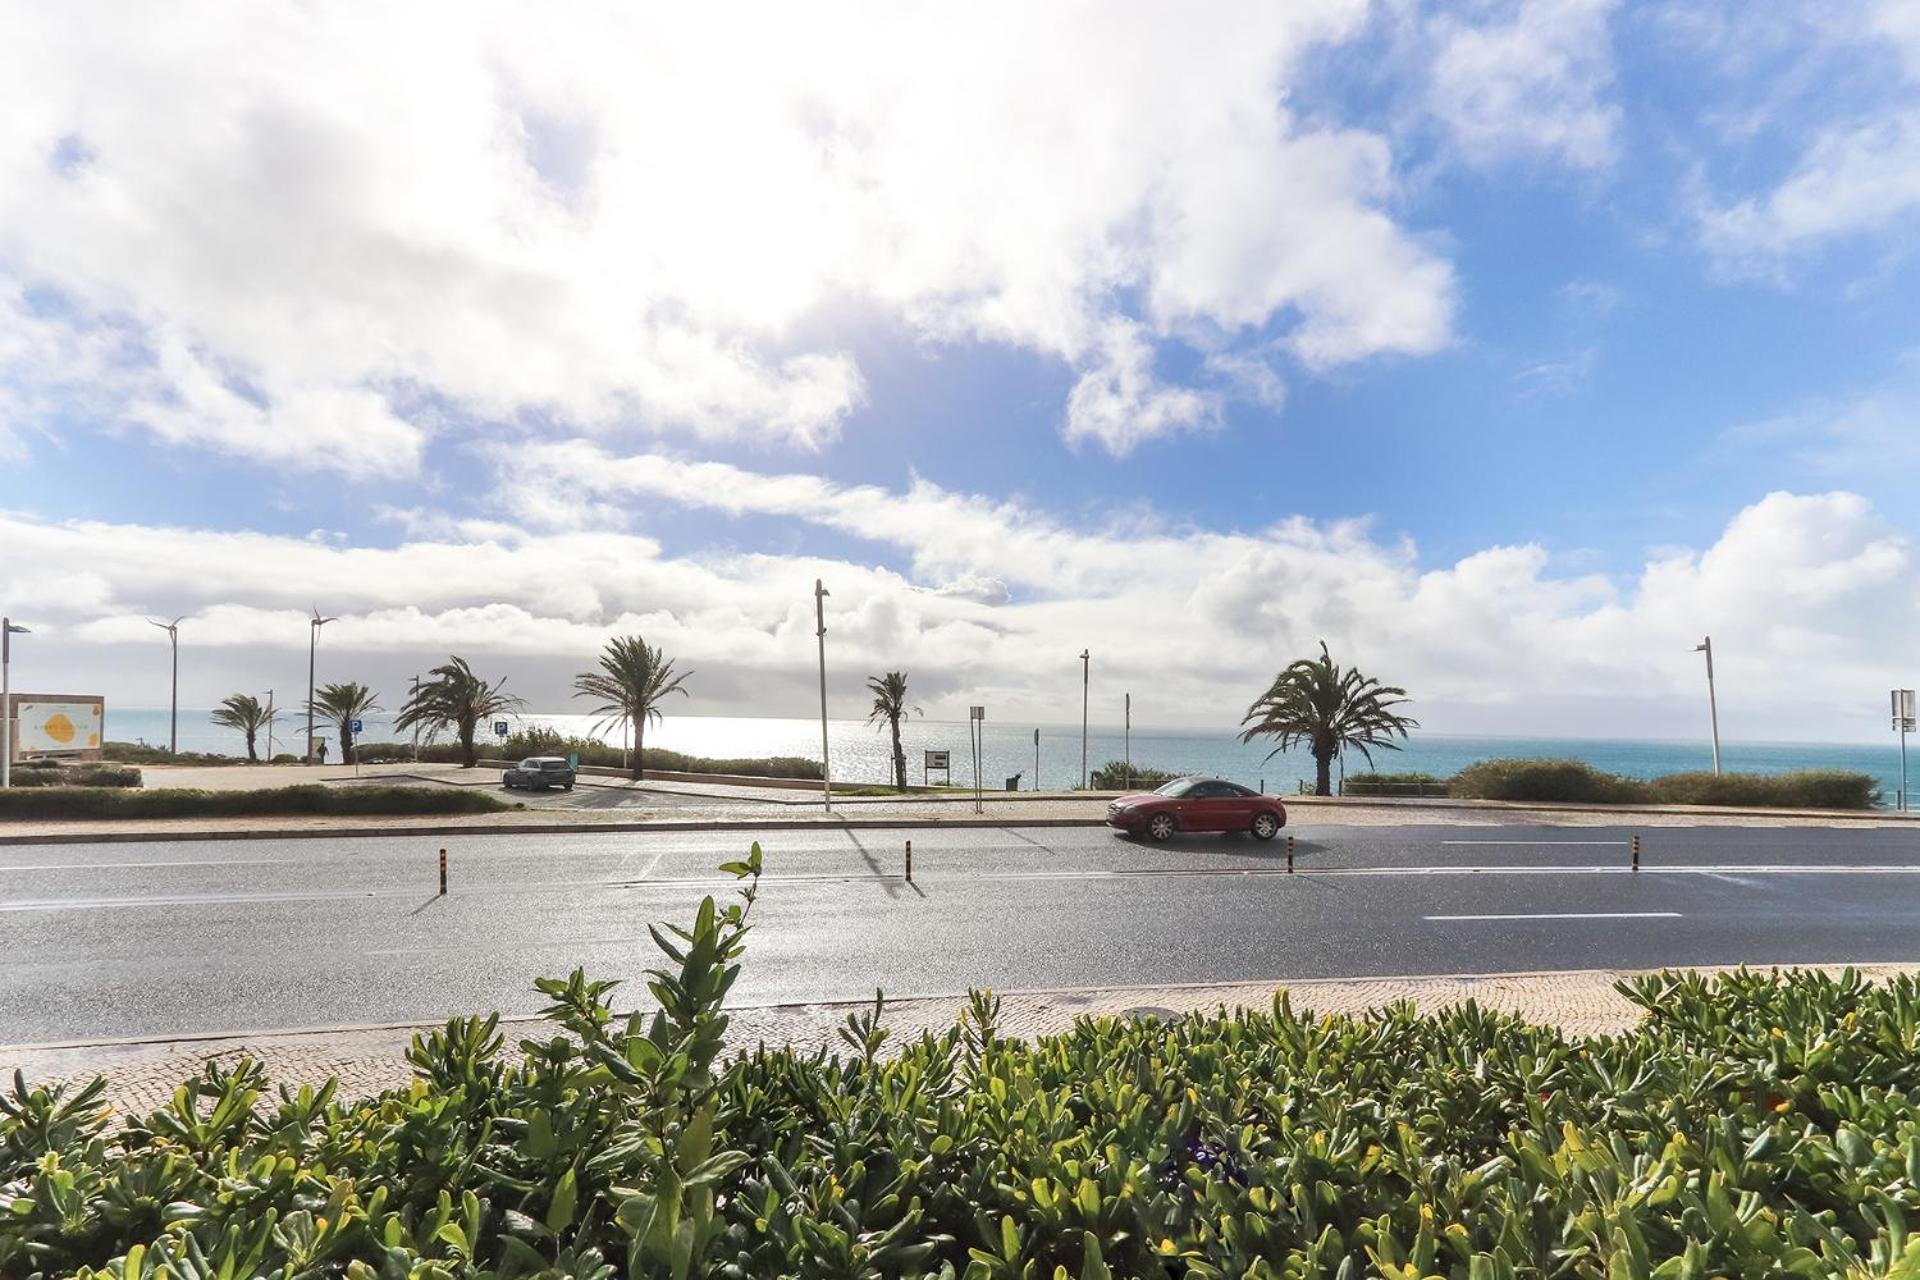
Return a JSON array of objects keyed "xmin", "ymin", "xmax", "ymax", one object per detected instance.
[
  {"xmin": 439, "ymin": 847, "xmax": 448, "ymax": 895},
  {"xmin": 905, "ymin": 839, "xmax": 913, "ymax": 883},
  {"xmin": 1631, "ymin": 834, "xmax": 1640, "ymax": 872},
  {"xmin": 1286, "ymin": 834, "xmax": 1295, "ymax": 873}
]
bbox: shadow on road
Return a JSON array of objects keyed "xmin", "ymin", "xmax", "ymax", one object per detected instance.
[{"xmin": 845, "ymin": 831, "xmax": 925, "ymax": 899}]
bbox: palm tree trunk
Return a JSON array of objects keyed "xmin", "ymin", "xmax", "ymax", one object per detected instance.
[
  {"xmin": 890, "ymin": 715, "xmax": 905, "ymax": 791},
  {"xmin": 340, "ymin": 719, "xmax": 354, "ymax": 766},
  {"xmin": 1314, "ymin": 750, "xmax": 1333, "ymax": 797},
  {"xmin": 628, "ymin": 706, "xmax": 642, "ymax": 781},
  {"xmin": 636, "ymin": 719, "xmax": 646, "ymax": 781},
  {"xmin": 245, "ymin": 731, "xmax": 257, "ymax": 763},
  {"xmin": 460, "ymin": 724, "xmax": 475, "ymax": 768}
]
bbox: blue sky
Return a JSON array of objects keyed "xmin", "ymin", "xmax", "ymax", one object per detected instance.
[{"xmin": 2, "ymin": 1, "xmax": 1919, "ymax": 740}]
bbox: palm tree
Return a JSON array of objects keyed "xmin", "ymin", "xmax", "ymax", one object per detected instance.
[
  {"xmin": 395, "ymin": 657, "xmax": 526, "ymax": 768},
  {"xmin": 209, "ymin": 693, "xmax": 272, "ymax": 762},
  {"xmin": 572, "ymin": 636, "xmax": 690, "ymax": 780},
  {"xmin": 307, "ymin": 682, "xmax": 381, "ymax": 765},
  {"xmin": 865, "ymin": 671, "xmax": 921, "ymax": 791},
  {"xmin": 1239, "ymin": 641, "xmax": 1418, "ymax": 796}
]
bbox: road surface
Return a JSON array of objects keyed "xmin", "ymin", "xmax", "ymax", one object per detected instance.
[{"xmin": 3, "ymin": 822, "xmax": 1918, "ymax": 1044}]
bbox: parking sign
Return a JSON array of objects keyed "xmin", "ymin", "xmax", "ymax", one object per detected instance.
[
  {"xmin": 494, "ymin": 720, "xmax": 509, "ymax": 737},
  {"xmin": 349, "ymin": 719, "xmax": 363, "ymax": 734}
]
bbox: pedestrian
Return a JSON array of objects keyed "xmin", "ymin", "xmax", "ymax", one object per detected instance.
[{"xmin": 317, "ymin": 739, "xmax": 329, "ymax": 765}]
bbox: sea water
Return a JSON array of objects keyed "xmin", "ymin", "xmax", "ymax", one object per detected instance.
[{"xmin": 105, "ymin": 708, "xmax": 1915, "ymax": 803}]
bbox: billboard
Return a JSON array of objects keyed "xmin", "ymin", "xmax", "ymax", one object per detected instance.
[{"xmin": 11, "ymin": 697, "xmax": 104, "ymax": 756}]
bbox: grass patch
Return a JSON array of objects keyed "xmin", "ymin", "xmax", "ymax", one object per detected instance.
[
  {"xmin": 7, "ymin": 847, "xmax": 1917, "ymax": 1279},
  {"xmin": 0, "ymin": 784, "xmax": 515, "ymax": 821}
]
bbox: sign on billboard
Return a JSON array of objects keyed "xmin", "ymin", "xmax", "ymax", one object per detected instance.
[{"xmin": 15, "ymin": 699, "xmax": 103, "ymax": 754}]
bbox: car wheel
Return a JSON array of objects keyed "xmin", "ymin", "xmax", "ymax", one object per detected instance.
[
  {"xmin": 1251, "ymin": 811, "xmax": 1280, "ymax": 840},
  {"xmin": 1147, "ymin": 813, "xmax": 1177, "ymax": 841},
  {"xmin": 564, "ymin": 783, "xmax": 574, "ymax": 791}
]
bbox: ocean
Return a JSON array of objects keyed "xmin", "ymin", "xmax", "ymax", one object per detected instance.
[{"xmin": 103, "ymin": 707, "xmax": 1917, "ymax": 804}]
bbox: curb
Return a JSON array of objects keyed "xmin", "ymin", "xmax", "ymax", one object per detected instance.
[
  {"xmin": 0, "ymin": 815, "xmax": 1109, "ymax": 846},
  {"xmin": 8, "ymin": 960, "xmax": 1910, "ymax": 1056}
]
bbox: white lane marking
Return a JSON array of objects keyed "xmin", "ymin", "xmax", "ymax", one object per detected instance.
[
  {"xmin": 1426, "ymin": 911, "xmax": 1683, "ymax": 921},
  {"xmin": 1440, "ymin": 840, "xmax": 1628, "ymax": 846},
  {"xmin": 0, "ymin": 859, "xmax": 282, "ymax": 872}
]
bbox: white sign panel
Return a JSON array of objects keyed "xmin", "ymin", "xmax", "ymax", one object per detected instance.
[{"xmin": 16, "ymin": 700, "xmax": 103, "ymax": 753}]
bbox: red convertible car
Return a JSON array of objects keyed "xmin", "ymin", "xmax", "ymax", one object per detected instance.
[{"xmin": 1106, "ymin": 777, "xmax": 1287, "ymax": 841}]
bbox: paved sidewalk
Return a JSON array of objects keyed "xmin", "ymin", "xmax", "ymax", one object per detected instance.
[{"xmin": 10, "ymin": 964, "xmax": 1914, "ymax": 1117}]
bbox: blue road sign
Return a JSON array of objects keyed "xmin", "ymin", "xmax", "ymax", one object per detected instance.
[
  {"xmin": 494, "ymin": 720, "xmax": 509, "ymax": 736},
  {"xmin": 349, "ymin": 719, "xmax": 363, "ymax": 734}
]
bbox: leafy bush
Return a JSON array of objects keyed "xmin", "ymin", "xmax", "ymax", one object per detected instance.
[
  {"xmin": 0, "ymin": 784, "xmax": 512, "ymax": 821},
  {"xmin": 98, "ymin": 742, "xmax": 247, "ymax": 765},
  {"xmin": 1088, "ymin": 759, "xmax": 1179, "ymax": 789},
  {"xmin": 268, "ymin": 753, "xmax": 300, "ymax": 765},
  {"xmin": 1648, "ymin": 768, "xmax": 1881, "ymax": 810},
  {"xmin": 1450, "ymin": 757, "xmax": 1651, "ymax": 803},
  {"xmin": 1342, "ymin": 770, "xmax": 1448, "ymax": 797},
  {"xmin": 9, "ymin": 847, "xmax": 1920, "ymax": 1280},
  {"xmin": 5, "ymin": 764, "xmax": 142, "ymax": 789}
]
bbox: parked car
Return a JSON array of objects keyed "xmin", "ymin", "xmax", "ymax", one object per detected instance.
[
  {"xmin": 1106, "ymin": 777, "xmax": 1286, "ymax": 841},
  {"xmin": 503, "ymin": 756, "xmax": 576, "ymax": 791}
]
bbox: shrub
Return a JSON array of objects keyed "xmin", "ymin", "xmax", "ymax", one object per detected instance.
[
  {"xmin": 6, "ymin": 850, "xmax": 1920, "ymax": 1279},
  {"xmin": 268, "ymin": 753, "xmax": 300, "ymax": 765},
  {"xmin": 1449, "ymin": 756, "xmax": 1650, "ymax": 803},
  {"xmin": 1088, "ymin": 759, "xmax": 1179, "ymax": 789},
  {"xmin": 5, "ymin": 764, "xmax": 142, "ymax": 789},
  {"xmin": 98, "ymin": 741, "xmax": 247, "ymax": 765},
  {"xmin": 1648, "ymin": 768, "xmax": 1880, "ymax": 810},
  {"xmin": 0, "ymin": 784, "xmax": 512, "ymax": 821},
  {"xmin": 1342, "ymin": 770, "xmax": 1448, "ymax": 797}
]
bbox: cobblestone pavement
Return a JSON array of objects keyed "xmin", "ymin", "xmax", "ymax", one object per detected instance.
[{"xmin": 11, "ymin": 964, "xmax": 1915, "ymax": 1118}]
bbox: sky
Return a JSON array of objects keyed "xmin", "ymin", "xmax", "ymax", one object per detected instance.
[{"xmin": 2, "ymin": 0, "xmax": 1919, "ymax": 743}]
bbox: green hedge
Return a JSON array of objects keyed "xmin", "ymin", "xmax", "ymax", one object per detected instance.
[
  {"xmin": 1088, "ymin": 759, "xmax": 1179, "ymax": 789},
  {"xmin": 357, "ymin": 730, "xmax": 824, "ymax": 780},
  {"xmin": 1342, "ymin": 770, "xmax": 1449, "ymax": 797},
  {"xmin": 98, "ymin": 741, "xmax": 248, "ymax": 765},
  {"xmin": 0, "ymin": 784, "xmax": 512, "ymax": 821},
  {"xmin": 1447, "ymin": 757, "xmax": 1882, "ymax": 809},
  {"xmin": 1647, "ymin": 768, "xmax": 1882, "ymax": 809},
  {"xmin": 4, "ymin": 764, "xmax": 142, "ymax": 789},
  {"xmin": 7, "ymin": 849, "xmax": 1920, "ymax": 1279}
]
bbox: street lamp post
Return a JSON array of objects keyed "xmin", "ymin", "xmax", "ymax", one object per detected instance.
[
  {"xmin": 815, "ymin": 580, "xmax": 832, "ymax": 811},
  {"xmin": 148, "ymin": 616, "xmax": 183, "ymax": 755},
  {"xmin": 1, "ymin": 618, "xmax": 29, "ymax": 790},
  {"xmin": 1692, "ymin": 636, "xmax": 1722, "ymax": 775},
  {"xmin": 1124, "ymin": 691, "xmax": 1131, "ymax": 789},
  {"xmin": 264, "ymin": 689, "xmax": 275, "ymax": 761},
  {"xmin": 410, "ymin": 674, "xmax": 421, "ymax": 763},
  {"xmin": 1079, "ymin": 649, "xmax": 1090, "ymax": 789},
  {"xmin": 306, "ymin": 608, "xmax": 335, "ymax": 765}
]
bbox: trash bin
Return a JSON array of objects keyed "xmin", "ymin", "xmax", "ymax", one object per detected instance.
[{"xmin": 1005, "ymin": 772, "xmax": 1023, "ymax": 791}]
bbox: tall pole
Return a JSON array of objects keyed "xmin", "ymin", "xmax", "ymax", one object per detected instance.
[
  {"xmin": 148, "ymin": 617, "xmax": 182, "ymax": 754},
  {"xmin": 1124, "ymin": 691, "xmax": 1131, "ymax": 789},
  {"xmin": 815, "ymin": 579, "xmax": 831, "ymax": 811},
  {"xmin": 1, "ymin": 618, "xmax": 25, "ymax": 790},
  {"xmin": 1079, "ymin": 649, "xmax": 1090, "ymax": 789},
  {"xmin": 410, "ymin": 674, "xmax": 421, "ymax": 763},
  {"xmin": 1033, "ymin": 727, "xmax": 1039, "ymax": 792},
  {"xmin": 1694, "ymin": 636, "xmax": 1721, "ymax": 775},
  {"xmin": 264, "ymin": 689, "xmax": 275, "ymax": 761},
  {"xmin": 306, "ymin": 608, "xmax": 335, "ymax": 765}
]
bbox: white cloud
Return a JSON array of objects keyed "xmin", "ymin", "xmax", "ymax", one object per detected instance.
[
  {"xmin": 1425, "ymin": 0, "xmax": 1622, "ymax": 170},
  {"xmin": 2, "ymin": 480, "xmax": 1908, "ymax": 740},
  {"xmin": 1692, "ymin": 1, "xmax": 1920, "ymax": 271},
  {"xmin": 0, "ymin": 1, "xmax": 1458, "ymax": 467}
]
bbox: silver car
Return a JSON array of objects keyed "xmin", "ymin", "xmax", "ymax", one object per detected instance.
[{"xmin": 503, "ymin": 756, "xmax": 576, "ymax": 791}]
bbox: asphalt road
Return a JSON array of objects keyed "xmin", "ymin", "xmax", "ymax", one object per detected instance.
[{"xmin": 4, "ymin": 821, "xmax": 1919, "ymax": 1045}]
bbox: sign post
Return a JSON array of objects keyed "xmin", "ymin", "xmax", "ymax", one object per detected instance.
[
  {"xmin": 1895, "ymin": 689, "xmax": 1916, "ymax": 812},
  {"xmin": 923, "ymin": 748, "xmax": 950, "ymax": 786},
  {"xmin": 969, "ymin": 705, "xmax": 985, "ymax": 814},
  {"xmin": 350, "ymin": 718, "xmax": 363, "ymax": 776},
  {"xmin": 1033, "ymin": 727, "xmax": 1040, "ymax": 792}
]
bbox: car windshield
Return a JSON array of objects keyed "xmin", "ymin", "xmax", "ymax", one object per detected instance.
[
  {"xmin": 1153, "ymin": 778, "xmax": 1200, "ymax": 797},
  {"xmin": 518, "ymin": 759, "xmax": 541, "ymax": 769}
]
